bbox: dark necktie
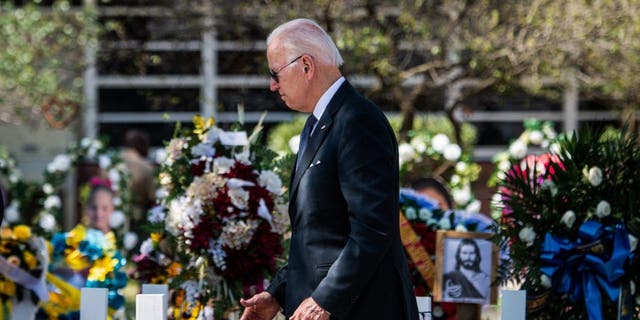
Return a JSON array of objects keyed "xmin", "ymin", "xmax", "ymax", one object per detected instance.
[{"xmin": 296, "ymin": 114, "xmax": 317, "ymax": 170}]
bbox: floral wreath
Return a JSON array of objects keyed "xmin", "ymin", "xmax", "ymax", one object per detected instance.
[
  {"xmin": 0, "ymin": 139, "xmax": 135, "ymax": 248},
  {"xmin": 46, "ymin": 224, "xmax": 128, "ymax": 318},
  {"xmin": 0, "ymin": 225, "xmax": 49, "ymax": 316},
  {"xmin": 399, "ymin": 189, "xmax": 494, "ymax": 319},
  {"xmin": 494, "ymin": 124, "xmax": 640, "ymax": 319},
  {"xmin": 133, "ymin": 116, "xmax": 289, "ymax": 320}
]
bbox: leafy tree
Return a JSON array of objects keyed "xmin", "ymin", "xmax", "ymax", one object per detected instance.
[{"xmin": 0, "ymin": 0, "xmax": 99, "ymax": 128}]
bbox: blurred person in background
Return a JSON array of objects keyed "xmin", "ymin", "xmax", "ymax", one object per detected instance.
[{"xmin": 121, "ymin": 129, "xmax": 156, "ymax": 224}]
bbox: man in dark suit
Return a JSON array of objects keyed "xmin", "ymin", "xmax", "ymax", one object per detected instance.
[{"xmin": 240, "ymin": 18, "xmax": 418, "ymax": 320}]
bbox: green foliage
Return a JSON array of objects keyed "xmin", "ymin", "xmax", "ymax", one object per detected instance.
[{"xmin": 0, "ymin": 1, "xmax": 99, "ymax": 126}]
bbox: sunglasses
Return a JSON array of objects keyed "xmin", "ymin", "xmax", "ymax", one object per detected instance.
[{"xmin": 269, "ymin": 55, "xmax": 304, "ymax": 83}]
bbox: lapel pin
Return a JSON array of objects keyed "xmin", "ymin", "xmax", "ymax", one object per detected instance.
[
  {"xmin": 321, "ymin": 125, "xmax": 326, "ymax": 130},
  {"xmin": 315, "ymin": 160, "xmax": 321, "ymax": 165}
]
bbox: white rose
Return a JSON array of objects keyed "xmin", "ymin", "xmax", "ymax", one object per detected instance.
[
  {"xmin": 410, "ymin": 137, "xmax": 427, "ymax": 153},
  {"xmin": 450, "ymin": 174, "xmax": 461, "ymax": 185},
  {"xmin": 561, "ymin": 210, "xmax": 576, "ymax": 228},
  {"xmin": 5, "ymin": 202, "xmax": 20, "ymax": 223},
  {"xmin": 443, "ymin": 144, "xmax": 462, "ymax": 161},
  {"xmin": 404, "ymin": 207, "xmax": 417, "ymax": 220},
  {"xmin": 39, "ymin": 213, "xmax": 57, "ymax": 232},
  {"xmin": 595, "ymin": 200, "xmax": 611, "ymax": 218},
  {"xmin": 509, "ymin": 140, "xmax": 527, "ymax": 159},
  {"xmin": 123, "ymin": 232, "xmax": 139, "ymax": 250},
  {"xmin": 588, "ymin": 167, "xmax": 603, "ymax": 187},
  {"xmin": 540, "ymin": 274, "xmax": 552, "ymax": 288},
  {"xmin": 495, "ymin": 160, "xmax": 512, "ymax": 175},
  {"xmin": 431, "ymin": 134, "xmax": 450, "ymax": 153},
  {"xmin": 455, "ymin": 162, "xmax": 467, "ymax": 172},
  {"xmin": 629, "ymin": 234, "xmax": 638, "ymax": 252},
  {"xmin": 529, "ymin": 130, "xmax": 544, "ymax": 145},
  {"xmin": 438, "ymin": 217, "xmax": 452, "ymax": 230},
  {"xmin": 98, "ymin": 155, "xmax": 112, "ymax": 169},
  {"xmin": 44, "ymin": 195, "xmax": 62, "ymax": 210},
  {"xmin": 109, "ymin": 210, "xmax": 126, "ymax": 228},
  {"xmin": 42, "ymin": 183, "xmax": 54, "ymax": 195},
  {"xmin": 259, "ymin": 171, "xmax": 283, "ymax": 195},
  {"xmin": 398, "ymin": 143, "xmax": 416, "ymax": 166},
  {"xmin": 519, "ymin": 226, "xmax": 536, "ymax": 247},
  {"xmin": 418, "ymin": 208, "xmax": 432, "ymax": 221},
  {"xmin": 452, "ymin": 186, "xmax": 471, "ymax": 205}
]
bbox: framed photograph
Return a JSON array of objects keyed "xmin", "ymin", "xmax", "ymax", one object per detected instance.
[{"xmin": 433, "ymin": 230, "xmax": 498, "ymax": 305}]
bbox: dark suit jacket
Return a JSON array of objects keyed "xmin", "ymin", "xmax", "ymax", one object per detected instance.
[{"xmin": 266, "ymin": 81, "xmax": 418, "ymax": 320}]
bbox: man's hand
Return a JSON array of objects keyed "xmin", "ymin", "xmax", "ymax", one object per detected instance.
[
  {"xmin": 289, "ymin": 297, "xmax": 330, "ymax": 320},
  {"xmin": 240, "ymin": 291, "xmax": 280, "ymax": 320}
]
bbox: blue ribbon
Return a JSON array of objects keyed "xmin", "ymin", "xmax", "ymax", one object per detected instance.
[{"xmin": 540, "ymin": 220, "xmax": 630, "ymax": 320}]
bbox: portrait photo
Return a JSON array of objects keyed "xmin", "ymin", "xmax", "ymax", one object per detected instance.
[{"xmin": 433, "ymin": 231, "xmax": 498, "ymax": 305}]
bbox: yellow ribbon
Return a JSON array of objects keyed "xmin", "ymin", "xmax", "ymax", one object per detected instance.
[{"xmin": 399, "ymin": 212, "xmax": 436, "ymax": 289}]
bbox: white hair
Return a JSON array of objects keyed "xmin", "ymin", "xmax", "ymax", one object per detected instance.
[{"xmin": 267, "ymin": 18, "xmax": 344, "ymax": 67}]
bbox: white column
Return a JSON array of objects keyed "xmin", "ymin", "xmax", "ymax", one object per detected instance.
[
  {"xmin": 136, "ymin": 294, "xmax": 166, "ymax": 320},
  {"xmin": 83, "ymin": 0, "xmax": 98, "ymax": 139},
  {"xmin": 563, "ymin": 70, "xmax": 579, "ymax": 134},
  {"xmin": 142, "ymin": 283, "xmax": 169, "ymax": 318},
  {"xmin": 81, "ymin": 288, "xmax": 108, "ymax": 320},
  {"xmin": 201, "ymin": 16, "xmax": 217, "ymax": 120},
  {"xmin": 501, "ymin": 290, "xmax": 526, "ymax": 320}
]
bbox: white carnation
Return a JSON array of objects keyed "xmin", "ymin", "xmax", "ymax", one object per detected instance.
[
  {"xmin": 39, "ymin": 213, "xmax": 57, "ymax": 232},
  {"xmin": 166, "ymin": 196, "xmax": 203, "ymax": 236},
  {"xmin": 519, "ymin": 226, "xmax": 536, "ymax": 247},
  {"xmin": 455, "ymin": 162, "xmax": 467, "ymax": 172},
  {"xmin": 123, "ymin": 232, "xmax": 139, "ymax": 250},
  {"xmin": 410, "ymin": 137, "xmax": 427, "ymax": 153},
  {"xmin": 98, "ymin": 155, "xmax": 112, "ymax": 169},
  {"xmin": 588, "ymin": 167, "xmax": 603, "ymax": 187},
  {"xmin": 398, "ymin": 143, "xmax": 416, "ymax": 166},
  {"xmin": 44, "ymin": 195, "xmax": 62, "ymax": 210},
  {"xmin": 509, "ymin": 140, "xmax": 527, "ymax": 159},
  {"xmin": 42, "ymin": 183, "xmax": 54, "ymax": 195},
  {"xmin": 561, "ymin": 210, "xmax": 576, "ymax": 228},
  {"xmin": 595, "ymin": 200, "xmax": 611, "ymax": 218},
  {"xmin": 109, "ymin": 210, "xmax": 126, "ymax": 229},
  {"xmin": 153, "ymin": 148, "xmax": 167, "ymax": 165},
  {"xmin": 259, "ymin": 171, "xmax": 283, "ymax": 195},
  {"xmin": 529, "ymin": 131, "xmax": 544, "ymax": 145},
  {"xmin": 47, "ymin": 154, "xmax": 71, "ymax": 173},
  {"xmin": 213, "ymin": 157, "xmax": 235, "ymax": 174},
  {"xmin": 431, "ymin": 134, "xmax": 450, "ymax": 153}
]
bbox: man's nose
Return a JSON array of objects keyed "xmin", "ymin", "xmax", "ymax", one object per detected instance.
[{"xmin": 269, "ymin": 78, "xmax": 279, "ymax": 91}]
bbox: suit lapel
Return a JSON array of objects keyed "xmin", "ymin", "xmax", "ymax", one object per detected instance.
[{"xmin": 289, "ymin": 80, "xmax": 354, "ymax": 204}]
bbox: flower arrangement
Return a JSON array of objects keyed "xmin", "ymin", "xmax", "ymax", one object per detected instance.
[
  {"xmin": 133, "ymin": 116, "xmax": 289, "ymax": 319},
  {"xmin": 0, "ymin": 225, "xmax": 49, "ymax": 317},
  {"xmin": 0, "ymin": 139, "xmax": 135, "ymax": 245},
  {"xmin": 399, "ymin": 189, "xmax": 493, "ymax": 319},
  {"xmin": 495, "ymin": 125, "xmax": 640, "ymax": 319},
  {"xmin": 48, "ymin": 224, "xmax": 128, "ymax": 317}
]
